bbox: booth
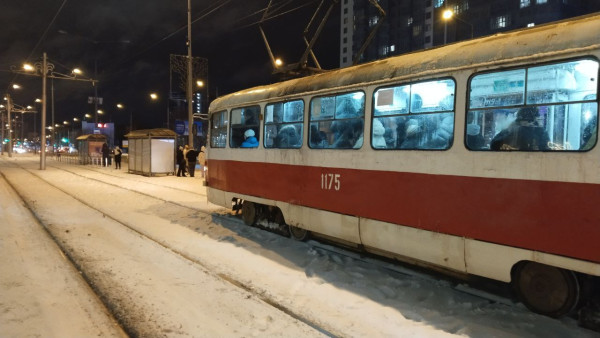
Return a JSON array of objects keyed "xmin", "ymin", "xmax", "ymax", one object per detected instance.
[
  {"xmin": 125, "ymin": 128, "xmax": 176, "ymax": 176},
  {"xmin": 76, "ymin": 134, "xmax": 107, "ymax": 165}
]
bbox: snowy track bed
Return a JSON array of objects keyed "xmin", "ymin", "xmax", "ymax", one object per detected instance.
[{"xmin": 1, "ymin": 155, "xmax": 597, "ymax": 337}]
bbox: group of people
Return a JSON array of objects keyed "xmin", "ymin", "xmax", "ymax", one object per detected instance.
[
  {"xmin": 101, "ymin": 142, "xmax": 122, "ymax": 169},
  {"xmin": 177, "ymin": 145, "xmax": 206, "ymax": 177}
]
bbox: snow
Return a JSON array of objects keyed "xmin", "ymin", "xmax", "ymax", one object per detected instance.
[{"xmin": 0, "ymin": 153, "xmax": 597, "ymax": 337}]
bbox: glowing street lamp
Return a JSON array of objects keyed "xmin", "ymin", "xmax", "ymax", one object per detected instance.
[
  {"xmin": 275, "ymin": 58, "xmax": 283, "ymax": 67},
  {"xmin": 442, "ymin": 9, "xmax": 453, "ymax": 20},
  {"xmin": 14, "ymin": 53, "xmax": 97, "ymax": 169},
  {"xmin": 150, "ymin": 93, "xmax": 158, "ymax": 100},
  {"xmin": 196, "ymin": 80, "xmax": 204, "ymax": 87},
  {"xmin": 442, "ymin": 9, "xmax": 473, "ymax": 41}
]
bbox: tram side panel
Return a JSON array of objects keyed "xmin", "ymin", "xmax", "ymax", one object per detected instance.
[{"xmin": 207, "ymin": 155, "xmax": 600, "ymax": 275}]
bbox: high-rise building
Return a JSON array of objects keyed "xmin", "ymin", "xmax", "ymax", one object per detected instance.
[{"xmin": 341, "ymin": 0, "xmax": 600, "ymax": 68}]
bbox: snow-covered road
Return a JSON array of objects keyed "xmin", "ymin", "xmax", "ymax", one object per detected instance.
[{"xmin": 0, "ymin": 154, "xmax": 596, "ymax": 337}]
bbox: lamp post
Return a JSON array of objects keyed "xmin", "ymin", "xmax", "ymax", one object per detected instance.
[
  {"xmin": 187, "ymin": 0, "xmax": 194, "ymax": 148},
  {"xmin": 117, "ymin": 103, "xmax": 133, "ymax": 133},
  {"xmin": 1, "ymin": 96, "xmax": 37, "ymax": 157},
  {"xmin": 442, "ymin": 9, "xmax": 473, "ymax": 42},
  {"xmin": 15, "ymin": 52, "xmax": 97, "ymax": 169}
]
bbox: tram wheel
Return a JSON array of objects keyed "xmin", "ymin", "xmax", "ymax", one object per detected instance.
[
  {"xmin": 513, "ymin": 261, "xmax": 580, "ymax": 318},
  {"xmin": 241, "ymin": 201, "xmax": 257, "ymax": 226},
  {"xmin": 289, "ymin": 225, "xmax": 309, "ymax": 241}
]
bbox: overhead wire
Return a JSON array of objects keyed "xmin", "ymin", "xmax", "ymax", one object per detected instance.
[
  {"xmin": 6, "ymin": 0, "xmax": 69, "ymax": 93},
  {"xmin": 233, "ymin": 0, "xmax": 320, "ymax": 31},
  {"xmin": 109, "ymin": 0, "xmax": 232, "ymax": 70}
]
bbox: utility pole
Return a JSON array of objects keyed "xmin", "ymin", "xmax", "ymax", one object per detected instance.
[
  {"xmin": 1, "ymin": 110, "xmax": 4, "ymax": 155},
  {"xmin": 41, "ymin": 52, "xmax": 48, "ymax": 169},
  {"xmin": 187, "ymin": 0, "xmax": 194, "ymax": 148},
  {"xmin": 6, "ymin": 94, "xmax": 12, "ymax": 157}
]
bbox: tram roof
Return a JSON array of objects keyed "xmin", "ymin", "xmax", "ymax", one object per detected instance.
[{"xmin": 210, "ymin": 13, "xmax": 600, "ymax": 112}]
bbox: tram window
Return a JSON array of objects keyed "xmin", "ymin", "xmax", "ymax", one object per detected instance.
[
  {"xmin": 372, "ymin": 78, "xmax": 455, "ymax": 150},
  {"xmin": 210, "ymin": 110, "xmax": 227, "ymax": 148},
  {"xmin": 264, "ymin": 100, "xmax": 304, "ymax": 149},
  {"xmin": 309, "ymin": 91, "xmax": 365, "ymax": 149},
  {"xmin": 230, "ymin": 106, "xmax": 260, "ymax": 148},
  {"xmin": 469, "ymin": 69, "xmax": 525, "ymax": 109},
  {"xmin": 527, "ymin": 60, "xmax": 598, "ymax": 104},
  {"xmin": 467, "ymin": 59, "xmax": 599, "ymax": 151}
]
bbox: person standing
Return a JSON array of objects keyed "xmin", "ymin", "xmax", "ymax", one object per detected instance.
[
  {"xmin": 101, "ymin": 142, "xmax": 110, "ymax": 167},
  {"xmin": 185, "ymin": 147, "xmax": 199, "ymax": 177},
  {"xmin": 114, "ymin": 146, "xmax": 122, "ymax": 169},
  {"xmin": 176, "ymin": 146, "xmax": 187, "ymax": 177}
]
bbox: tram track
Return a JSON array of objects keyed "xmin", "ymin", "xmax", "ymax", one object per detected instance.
[
  {"xmin": 38, "ymin": 161, "xmax": 519, "ymax": 316},
  {"xmin": 49, "ymin": 162, "xmax": 517, "ymax": 307},
  {"xmin": 0, "ymin": 159, "xmax": 338, "ymax": 337}
]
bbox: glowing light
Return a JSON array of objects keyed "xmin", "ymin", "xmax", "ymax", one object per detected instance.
[
  {"xmin": 275, "ymin": 58, "xmax": 283, "ymax": 67},
  {"xmin": 150, "ymin": 93, "xmax": 158, "ymax": 100},
  {"xmin": 196, "ymin": 80, "xmax": 204, "ymax": 87},
  {"xmin": 442, "ymin": 9, "xmax": 453, "ymax": 20},
  {"xmin": 73, "ymin": 68, "xmax": 82, "ymax": 75},
  {"xmin": 23, "ymin": 64, "xmax": 34, "ymax": 71}
]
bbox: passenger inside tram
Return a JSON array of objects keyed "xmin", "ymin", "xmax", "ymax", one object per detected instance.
[
  {"xmin": 490, "ymin": 106, "xmax": 550, "ymax": 151},
  {"xmin": 467, "ymin": 59, "xmax": 599, "ymax": 151}
]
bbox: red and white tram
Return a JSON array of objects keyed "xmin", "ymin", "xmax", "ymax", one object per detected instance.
[{"xmin": 206, "ymin": 14, "xmax": 600, "ymax": 318}]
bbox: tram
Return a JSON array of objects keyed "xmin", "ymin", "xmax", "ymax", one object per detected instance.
[{"xmin": 206, "ymin": 14, "xmax": 600, "ymax": 318}]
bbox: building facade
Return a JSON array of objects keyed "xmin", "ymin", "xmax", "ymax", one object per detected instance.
[{"xmin": 341, "ymin": 0, "xmax": 600, "ymax": 68}]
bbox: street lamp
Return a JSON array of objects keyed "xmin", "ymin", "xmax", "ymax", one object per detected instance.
[
  {"xmin": 2, "ymin": 83, "xmax": 22, "ymax": 157},
  {"xmin": 442, "ymin": 9, "xmax": 474, "ymax": 41},
  {"xmin": 14, "ymin": 53, "xmax": 97, "ymax": 169},
  {"xmin": 116, "ymin": 103, "xmax": 133, "ymax": 132}
]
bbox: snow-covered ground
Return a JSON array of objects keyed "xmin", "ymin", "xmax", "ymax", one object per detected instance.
[{"xmin": 0, "ymin": 153, "xmax": 596, "ymax": 337}]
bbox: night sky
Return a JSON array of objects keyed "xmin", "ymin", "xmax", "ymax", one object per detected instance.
[{"xmin": 0, "ymin": 0, "xmax": 340, "ymax": 132}]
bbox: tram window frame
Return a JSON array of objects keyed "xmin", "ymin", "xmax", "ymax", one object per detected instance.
[
  {"xmin": 371, "ymin": 78, "xmax": 456, "ymax": 150},
  {"xmin": 229, "ymin": 105, "xmax": 261, "ymax": 148},
  {"xmin": 210, "ymin": 110, "xmax": 228, "ymax": 148},
  {"xmin": 466, "ymin": 57, "xmax": 599, "ymax": 152},
  {"xmin": 264, "ymin": 99, "xmax": 305, "ymax": 149},
  {"xmin": 308, "ymin": 90, "xmax": 366, "ymax": 149}
]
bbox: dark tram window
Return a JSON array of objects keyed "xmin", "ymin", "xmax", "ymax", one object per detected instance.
[
  {"xmin": 309, "ymin": 91, "xmax": 365, "ymax": 149},
  {"xmin": 230, "ymin": 106, "xmax": 260, "ymax": 148},
  {"xmin": 467, "ymin": 59, "xmax": 599, "ymax": 151},
  {"xmin": 372, "ymin": 78, "xmax": 455, "ymax": 150},
  {"xmin": 264, "ymin": 100, "xmax": 304, "ymax": 149},
  {"xmin": 210, "ymin": 110, "xmax": 227, "ymax": 148}
]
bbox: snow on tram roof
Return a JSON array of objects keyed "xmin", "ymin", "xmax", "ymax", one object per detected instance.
[{"xmin": 210, "ymin": 13, "xmax": 600, "ymax": 112}]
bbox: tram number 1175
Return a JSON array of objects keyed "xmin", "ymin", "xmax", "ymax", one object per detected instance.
[{"xmin": 321, "ymin": 173, "xmax": 341, "ymax": 191}]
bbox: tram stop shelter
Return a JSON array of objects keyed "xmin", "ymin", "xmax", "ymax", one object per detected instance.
[
  {"xmin": 76, "ymin": 134, "xmax": 107, "ymax": 165},
  {"xmin": 125, "ymin": 128, "xmax": 176, "ymax": 176}
]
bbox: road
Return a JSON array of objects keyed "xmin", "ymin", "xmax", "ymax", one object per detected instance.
[{"xmin": 0, "ymin": 154, "xmax": 596, "ymax": 337}]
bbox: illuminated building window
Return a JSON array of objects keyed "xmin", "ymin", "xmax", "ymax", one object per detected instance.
[{"xmin": 520, "ymin": 0, "xmax": 530, "ymax": 8}]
